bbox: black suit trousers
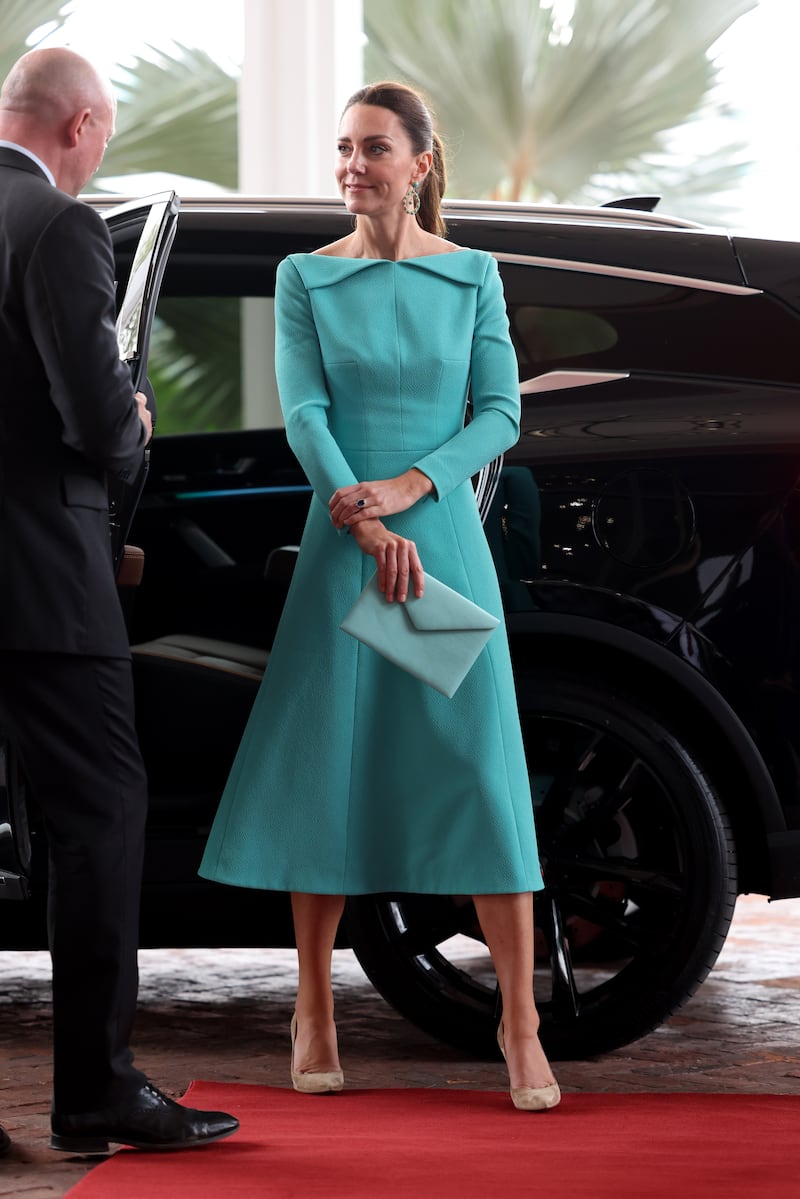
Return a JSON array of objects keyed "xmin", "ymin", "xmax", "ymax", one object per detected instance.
[{"xmin": 0, "ymin": 652, "xmax": 148, "ymax": 1112}]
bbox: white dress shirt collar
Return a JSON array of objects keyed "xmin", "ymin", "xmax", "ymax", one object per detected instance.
[{"xmin": 0, "ymin": 140, "xmax": 56, "ymax": 187}]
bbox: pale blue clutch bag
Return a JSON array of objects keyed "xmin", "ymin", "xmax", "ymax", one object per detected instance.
[{"xmin": 340, "ymin": 572, "xmax": 499, "ymax": 698}]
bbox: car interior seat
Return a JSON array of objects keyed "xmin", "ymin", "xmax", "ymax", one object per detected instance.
[{"xmin": 128, "ymin": 544, "xmax": 298, "ymax": 810}]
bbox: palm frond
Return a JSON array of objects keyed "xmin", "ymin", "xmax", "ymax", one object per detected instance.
[
  {"xmin": 147, "ymin": 298, "xmax": 241, "ymax": 434},
  {"xmin": 95, "ymin": 45, "xmax": 238, "ymax": 191},
  {"xmin": 364, "ymin": 0, "xmax": 757, "ymax": 216},
  {"xmin": 0, "ymin": 0, "xmax": 70, "ymax": 79},
  {"xmin": 579, "ymin": 146, "xmax": 755, "ymax": 225}
]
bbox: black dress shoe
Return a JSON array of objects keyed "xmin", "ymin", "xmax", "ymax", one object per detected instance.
[
  {"xmin": 0, "ymin": 1124, "xmax": 10, "ymax": 1156},
  {"xmin": 50, "ymin": 1082, "xmax": 239, "ymax": 1154}
]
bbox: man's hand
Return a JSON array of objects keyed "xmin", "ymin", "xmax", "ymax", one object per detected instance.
[{"xmin": 135, "ymin": 392, "xmax": 153, "ymax": 444}]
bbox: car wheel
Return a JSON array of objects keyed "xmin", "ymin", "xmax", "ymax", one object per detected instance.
[{"xmin": 346, "ymin": 667, "xmax": 738, "ymax": 1059}]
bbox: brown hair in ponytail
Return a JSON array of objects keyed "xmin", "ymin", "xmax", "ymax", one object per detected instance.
[{"xmin": 341, "ymin": 81, "xmax": 447, "ymax": 237}]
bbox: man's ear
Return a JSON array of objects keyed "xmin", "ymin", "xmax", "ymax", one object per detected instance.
[{"xmin": 65, "ymin": 107, "xmax": 91, "ymax": 148}]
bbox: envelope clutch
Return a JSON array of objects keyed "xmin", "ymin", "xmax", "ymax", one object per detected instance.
[{"xmin": 340, "ymin": 572, "xmax": 499, "ymax": 698}]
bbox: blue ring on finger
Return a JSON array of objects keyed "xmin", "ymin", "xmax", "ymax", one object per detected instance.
[{"xmin": 356, "ymin": 498, "xmax": 366, "ymax": 508}]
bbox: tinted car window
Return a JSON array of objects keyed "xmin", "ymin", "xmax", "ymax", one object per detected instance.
[
  {"xmin": 148, "ymin": 293, "xmax": 281, "ymax": 434},
  {"xmin": 512, "ymin": 305, "xmax": 618, "ymax": 366},
  {"xmin": 501, "ymin": 261, "xmax": 800, "ymax": 383}
]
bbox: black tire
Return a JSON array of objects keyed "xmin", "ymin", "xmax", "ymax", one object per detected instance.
[{"xmin": 346, "ymin": 667, "xmax": 738, "ymax": 1059}]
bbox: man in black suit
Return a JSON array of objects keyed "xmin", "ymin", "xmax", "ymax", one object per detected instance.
[{"xmin": 0, "ymin": 47, "xmax": 238, "ymax": 1154}]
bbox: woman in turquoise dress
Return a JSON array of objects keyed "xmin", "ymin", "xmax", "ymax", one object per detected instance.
[{"xmin": 200, "ymin": 82, "xmax": 560, "ymax": 1111}]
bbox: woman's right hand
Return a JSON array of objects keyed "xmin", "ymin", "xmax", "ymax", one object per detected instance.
[{"xmin": 351, "ymin": 519, "xmax": 424, "ymax": 603}]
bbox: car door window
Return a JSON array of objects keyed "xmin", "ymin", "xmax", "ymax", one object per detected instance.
[{"xmin": 147, "ymin": 293, "xmax": 281, "ymax": 435}]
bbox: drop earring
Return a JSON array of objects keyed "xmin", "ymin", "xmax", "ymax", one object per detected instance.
[{"xmin": 402, "ymin": 181, "xmax": 421, "ymax": 216}]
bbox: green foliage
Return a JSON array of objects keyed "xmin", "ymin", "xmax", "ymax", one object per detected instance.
[
  {"xmin": 0, "ymin": 0, "xmax": 69, "ymax": 78},
  {"xmin": 364, "ymin": 0, "xmax": 757, "ymax": 218},
  {"xmin": 0, "ymin": 3, "xmax": 238, "ymax": 193},
  {"xmin": 99, "ymin": 46, "xmax": 238, "ymax": 191},
  {"xmin": 146, "ymin": 299, "xmax": 242, "ymax": 435}
]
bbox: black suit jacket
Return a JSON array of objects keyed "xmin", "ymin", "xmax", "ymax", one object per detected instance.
[{"xmin": 0, "ymin": 147, "xmax": 147, "ymax": 655}]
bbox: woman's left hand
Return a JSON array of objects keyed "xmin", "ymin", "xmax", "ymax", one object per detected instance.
[{"xmin": 329, "ymin": 468, "xmax": 434, "ymax": 529}]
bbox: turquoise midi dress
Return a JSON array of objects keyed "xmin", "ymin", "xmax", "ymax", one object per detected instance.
[{"xmin": 199, "ymin": 249, "xmax": 543, "ymax": 895}]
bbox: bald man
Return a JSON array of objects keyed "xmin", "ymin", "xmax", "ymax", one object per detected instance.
[{"xmin": 0, "ymin": 48, "xmax": 238, "ymax": 1154}]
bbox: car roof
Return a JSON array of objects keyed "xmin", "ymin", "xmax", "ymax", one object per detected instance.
[
  {"xmin": 89, "ymin": 192, "xmax": 800, "ymax": 299},
  {"xmin": 89, "ymin": 192, "xmax": 707, "ymax": 232}
]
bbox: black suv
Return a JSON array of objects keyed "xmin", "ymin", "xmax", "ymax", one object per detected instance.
[{"xmin": 3, "ymin": 195, "xmax": 799, "ymax": 1061}]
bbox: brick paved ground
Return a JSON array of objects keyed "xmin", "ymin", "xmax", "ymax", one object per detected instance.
[{"xmin": 1, "ymin": 893, "xmax": 799, "ymax": 1198}]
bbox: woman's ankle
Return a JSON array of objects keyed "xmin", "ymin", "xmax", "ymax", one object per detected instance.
[{"xmin": 294, "ymin": 990, "xmax": 336, "ymax": 1025}]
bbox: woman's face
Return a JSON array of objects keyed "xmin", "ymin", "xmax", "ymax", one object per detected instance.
[{"xmin": 335, "ymin": 103, "xmax": 430, "ymax": 218}]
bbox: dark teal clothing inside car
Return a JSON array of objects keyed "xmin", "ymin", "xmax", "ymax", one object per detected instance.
[{"xmin": 200, "ymin": 249, "xmax": 543, "ymax": 895}]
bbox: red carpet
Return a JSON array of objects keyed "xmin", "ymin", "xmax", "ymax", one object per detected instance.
[{"xmin": 67, "ymin": 1082, "xmax": 800, "ymax": 1198}]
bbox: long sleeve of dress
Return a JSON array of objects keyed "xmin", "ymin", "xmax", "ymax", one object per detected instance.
[
  {"xmin": 274, "ymin": 256, "xmax": 359, "ymax": 503},
  {"xmin": 412, "ymin": 255, "xmax": 520, "ymax": 501}
]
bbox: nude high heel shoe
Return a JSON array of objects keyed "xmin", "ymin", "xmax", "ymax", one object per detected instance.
[
  {"xmin": 497, "ymin": 1022, "xmax": 561, "ymax": 1112},
  {"xmin": 290, "ymin": 1013, "xmax": 344, "ymax": 1094}
]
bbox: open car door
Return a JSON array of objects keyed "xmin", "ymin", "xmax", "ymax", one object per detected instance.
[{"xmin": 101, "ymin": 190, "xmax": 180, "ymax": 571}]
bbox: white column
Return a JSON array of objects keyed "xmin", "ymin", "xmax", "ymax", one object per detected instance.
[
  {"xmin": 239, "ymin": 0, "xmax": 364, "ymax": 195},
  {"xmin": 238, "ymin": 0, "xmax": 363, "ymax": 429}
]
